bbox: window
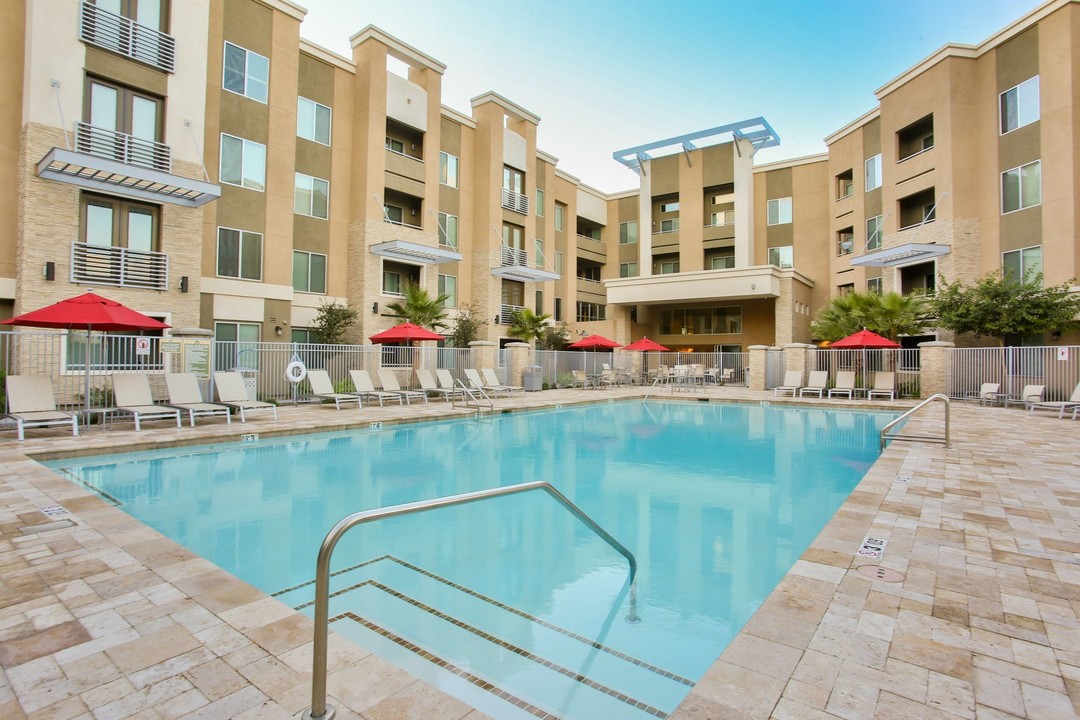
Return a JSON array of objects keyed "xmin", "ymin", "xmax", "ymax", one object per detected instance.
[
  {"xmin": 867, "ymin": 277, "xmax": 883, "ymax": 293},
  {"xmin": 866, "ymin": 215, "xmax": 883, "ymax": 250},
  {"xmin": 576, "ymin": 302, "xmax": 605, "ymax": 322},
  {"xmin": 578, "ymin": 264, "xmax": 601, "ymax": 282},
  {"xmin": 659, "ymin": 260, "xmax": 680, "ymax": 274},
  {"xmin": 837, "ymin": 227, "xmax": 854, "ymax": 255},
  {"xmin": 215, "ymin": 322, "xmax": 261, "ymax": 371},
  {"xmin": 553, "ymin": 250, "xmax": 563, "ymax": 272},
  {"xmin": 536, "ymin": 188, "xmax": 545, "ymax": 216},
  {"xmin": 223, "ymin": 42, "xmax": 269, "ymax": 103},
  {"xmin": 898, "ymin": 188, "xmax": 938, "ymax": 229},
  {"xmin": 439, "ymin": 152, "xmax": 459, "ymax": 187},
  {"xmin": 81, "ymin": 194, "xmax": 158, "ymax": 251},
  {"xmin": 554, "ymin": 297, "xmax": 563, "ymax": 322},
  {"xmin": 711, "ymin": 255, "xmax": 735, "ymax": 270},
  {"xmin": 85, "ymin": 79, "xmax": 163, "ymax": 167},
  {"xmin": 1001, "ymin": 76, "xmax": 1039, "ymax": 134},
  {"xmin": 217, "ymin": 227, "xmax": 262, "ymax": 280},
  {"xmin": 383, "ymin": 270, "xmax": 402, "ymax": 296},
  {"xmin": 385, "ymin": 137, "xmax": 404, "ymax": 153},
  {"xmin": 291, "ymin": 328, "xmax": 312, "ymax": 344},
  {"xmin": 897, "ymin": 114, "xmax": 934, "ymax": 161},
  {"xmin": 297, "ymin": 97, "xmax": 331, "ymax": 145},
  {"xmin": 502, "ymin": 166, "xmax": 524, "ymax": 193},
  {"xmin": 381, "ymin": 261, "xmax": 419, "ymax": 297},
  {"xmin": 837, "ymin": 283, "xmax": 855, "ymax": 295},
  {"xmin": 660, "ymin": 201, "xmax": 680, "ymax": 212},
  {"xmin": 865, "ymin": 154, "xmax": 882, "ymax": 191},
  {"xmin": 220, "ymin": 134, "xmax": 266, "ymax": 191},
  {"xmin": 292, "ymin": 250, "xmax": 326, "ymax": 294},
  {"xmin": 659, "ymin": 218, "xmax": 679, "ymax": 233},
  {"xmin": 767, "ymin": 198, "xmax": 792, "ymax": 225},
  {"xmin": 710, "ymin": 211, "xmax": 733, "ymax": 226},
  {"xmin": 535, "ymin": 290, "xmax": 544, "ymax": 314},
  {"xmin": 438, "ymin": 274, "xmax": 457, "ymax": 307},
  {"xmin": 619, "ymin": 221, "xmax": 638, "ymax": 244},
  {"xmin": 554, "ymin": 203, "xmax": 565, "ymax": 231},
  {"xmin": 534, "ymin": 238, "xmax": 544, "ymax": 268},
  {"xmin": 659, "ymin": 307, "xmax": 742, "ymax": 335},
  {"xmin": 768, "ymin": 245, "xmax": 793, "ymax": 269},
  {"xmin": 294, "ymin": 173, "xmax": 329, "ymax": 219},
  {"xmin": 438, "ymin": 213, "xmax": 458, "ymax": 248},
  {"xmin": 1003, "ymin": 246, "xmax": 1042, "ymax": 282},
  {"xmin": 1002, "ymin": 160, "xmax": 1041, "ymax": 213},
  {"xmin": 502, "ymin": 222, "xmax": 524, "ymax": 250},
  {"xmin": 384, "ymin": 204, "xmax": 403, "ymax": 224},
  {"xmin": 620, "ymin": 262, "xmax": 638, "ymax": 277},
  {"xmin": 836, "ymin": 169, "xmax": 853, "ymax": 199}
]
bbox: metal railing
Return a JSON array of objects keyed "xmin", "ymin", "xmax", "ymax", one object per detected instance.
[
  {"xmin": 498, "ymin": 303, "xmax": 524, "ymax": 324},
  {"xmin": 500, "ymin": 246, "xmax": 528, "ymax": 267},
  {"xmin": 880, "ymin": 393, "xmax": 950, "ymax": 450},
  {"xmin": 301, "ymin": 480, "xmax": 636, "ymax": 720},
  {"xmin": 71, "ymin": 241, "xmax": 169, "ymax": 290},
  {"xmin": 947, "ymin": 345, "xmax": 1080, "ymax": 402},
  {"xmin": 500, "ymin": 188, "xmax": 529, "ymax": 215},
  {"xmin": 75, "ymin": 122, "xmax": 172, "ymax": 172},
  {"xmin": 452, "ymin": 378, "xmax": 493, "ymax": 415},
  {"xmin": 79, "ymin": 1, "xmax": 176, "ymax": 72}
]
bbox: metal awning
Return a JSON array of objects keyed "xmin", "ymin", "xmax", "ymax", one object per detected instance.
[
  {"xmin": 613, "ymin": 117, "xmax": 780, "ymax": 173},
  {"xmin": 490, "ymin": 266, "xmax": 560, "ymax": 282},
  {"xmin": 370, "ymin": 240, "xmax": 463, "ymax": 264},
  {"xmin": 37, "ymin": 148, "xmax": 220, "ymax": 207},
  {"xmin": 849, "ymin": 242, "xmax": 951, "ymax": 268}
]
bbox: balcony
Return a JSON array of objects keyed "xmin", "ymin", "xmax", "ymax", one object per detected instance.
[
  {"xmin": 71, "ymin": 241, "xmax": 169, "ymax": 291},
  {"xmin": 76, "ymin": 122, "xmax": 170, "ymax": 172},
  {"xmin": 490, "ymin": 246, "xmax": 559, "ymax": 282},
  {"xmin": 79, "ymin": 1, "xmax": 176, "ymax": 73},
  {"xmin": 501, "ymin": 188, "xmax": 529, "ymax": 215},
  {"xmin": 498, "ymin": 304, "xmax": 525, "ymax": 324}
]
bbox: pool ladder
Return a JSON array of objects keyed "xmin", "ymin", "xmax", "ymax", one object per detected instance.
[
  {"xmin": 300, "ymin": 480, "xmax": 638, "ymax": 720},
  {"xmin": 452, "ymin": 379, "xmax": 494, "ymax": 417},
  {"xmin": 879, "ymin": 393, "xmax": 950, "ymax": 451}
]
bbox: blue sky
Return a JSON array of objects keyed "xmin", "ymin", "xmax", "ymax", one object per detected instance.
[{"xmin": 301, "ymin": 0, "xmax": 1045, "ymax": 192}]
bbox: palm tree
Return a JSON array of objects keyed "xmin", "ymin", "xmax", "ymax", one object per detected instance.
[
  {"xmin": 384, "ymin": 280, "xmax": 450, "ymax": 332},
  {"xmin": 811, "ymin": 290, "xmax": 930, "ymax": 343},
  {"xmin": 508, "ymin": 308, "xmax": 551, "ymax": 347}
]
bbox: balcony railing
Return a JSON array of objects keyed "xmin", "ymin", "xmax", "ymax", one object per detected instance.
[
  {"xmin": 75, "ymin": 122, "xmax": 171, "ymax": 172},
  {"xmin": 71, "ymin": 241, "xmax": 169, "ymax": 291},
  {"xmin": 498, "ymin": 304, "xmax": 525, "ymax": 324},
  {"xmin": 501, "ymin": 188, "xmax": 529, "ymax": 215},
  {"xmin": 80, "ymin": 1, "xmax": 176, "ymax": 73},
  {"xmin": 500, "ymin": 246, "xmax": 528, "ymax": 267}
]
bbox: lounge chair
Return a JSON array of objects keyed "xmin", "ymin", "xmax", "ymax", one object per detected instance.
[
  {"xmin": 774, "ymin": 370, "xmax": 803, "ymax": 397},
  {"xmin": 828, "ymin": 371, "xmax": 857, "ymax": 399},
  {"xmin": 306, "ymin": 369, "xmax": 361, "ymax": 410},
  {"xmin": 1019, "ymin": 384, "xmax": 1045, "ymax": 409},
  {"xmin": 464, "ymin": 368, "xmax": 508, "ymax": 397},
  {"xmin": 111, "ymin": 374, "xmax": 182, "ymax": 431},
  {"xmin": 965, "ymin": 382, "xmax": 1003, "ymax": 406},
  {"xmin": 377, "ymin": 368, "xmax": 427, "ymax": 404},
  {"xmin": 418, "ymin": 369, "xmax": 462, "ymax": 401},
  {"xmin": 1029, "ymin": 382, "xmax": 1080, "ymax": 418},
  {"xmin": 213, "ymin": 372, "xmax": 278, "ymax": 422},
  {"xmin": 348, "ymin": 370, "xmax": 402, "ymax": 407},
  {"xmin": 867, "ymin": 371, "xmax": 896, "ymax": 400},
  {"xmin": 481, "ymin": 368, "xmax": 524, "ymax": 394},
  {"xmin": 165, "ymin": 373, "xmax": 231, "ymax": 427},
  {"xmin": 435, "ymin": 369, "xmax": 465, "ymax": 398},
  {"xmin": 3, "ymin": 375, "xmax": 79, "ymax": 441},
  {"xmin": 799, "ymin": 370, "xmax": 829, "ymax": 397}
]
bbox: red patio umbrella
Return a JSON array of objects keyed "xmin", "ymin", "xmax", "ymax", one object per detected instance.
[
  {"xmin": 568, "ymin": 333, "xmax": 620, "ymax": 350},
  {"xmin": 829, "ymin": 328, "xmax": 900, "ymax": 349},
  {"xmin": 369, "ymin": 321, "xmax": 444, "ymax": 343},
  {"xmin": 621, "ymin": 337, "xmax": 669, "ymax": 352}
]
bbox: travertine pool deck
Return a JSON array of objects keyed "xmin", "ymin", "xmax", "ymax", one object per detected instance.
[{"xmin": 1, "ymin": 386, "xmax": 1078, "ymax": 719}]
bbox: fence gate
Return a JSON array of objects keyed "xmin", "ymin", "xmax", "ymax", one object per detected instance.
[{"xmin": 765, "ymin": 349, "xmax": 785, "ymax": 390}]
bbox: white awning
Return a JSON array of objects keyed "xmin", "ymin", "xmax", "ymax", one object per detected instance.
[
  {"xmin": 490, "ymin": 266, "xmax": 560, "ymax": 282},
  {"xmin": 370, "ymin": 240, "xmax": 463, "ymax": 264},
  {"xmin": 849, "ymin": 243, "xmax": 951, "ymax": 267}
]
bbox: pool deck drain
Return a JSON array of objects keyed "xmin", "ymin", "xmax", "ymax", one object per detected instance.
[{"xmin": 0, "ymin": 385, "xmax": 1078, "ymax": 719}]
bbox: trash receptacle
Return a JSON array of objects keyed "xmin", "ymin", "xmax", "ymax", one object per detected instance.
[{"xmin": 523, "ymin": 365, "xmax": 543, "ymax": 392}]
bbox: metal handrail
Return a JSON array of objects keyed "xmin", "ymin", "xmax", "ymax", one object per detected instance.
[
  {"xmin": 452, "ymin": 378, "xmax": 493, "ymax": 414},
  {"xmin": 880, "ymin": 393, "xmax": 950, "ymax": 451},
  {"xmin": 301, "ymin": 481, "xmax": 637, "ymax": 720}
]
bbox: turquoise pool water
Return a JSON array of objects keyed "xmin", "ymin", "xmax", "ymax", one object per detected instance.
[{"xmin": 48, "ymin": 401, "xmax": 894, "ymax": 719}]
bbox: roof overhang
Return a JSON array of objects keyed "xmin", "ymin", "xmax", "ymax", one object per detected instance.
[
  {"xmin": 604, "ymin": 265, "xmax": 812, "ymax": 306},
  {"xmin": 613, "ymin": 117, "xmax": 780, "ymax": 174},
  {"xmin": 490, "ymin": 266, "xmax": 560, "ymax": 282},
  {"xmin": 370, "ymin": 240, "xmax": 463, "ymax": 264},
  {"xmin": 37, "ymin": 148, "xmax": 220, "ymax": 207},
  {"xmin": 849, "ymin": 243, "xmax": 951, "ymax": 268}
]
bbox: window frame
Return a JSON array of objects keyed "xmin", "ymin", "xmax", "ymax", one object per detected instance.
[
  {"xmin": 80, "ymin": 193, "xmax": 160, "ymax": 252},
  {"xmin": 866, "ymin": 215, "xmax": 883, "ymax": 251},
  {"xmin": 1001, "ymin": 160, "xmax": 1042, "ymax": 214},
  {"xmin": 619, "ymin": 220, "xmax": 638, "ymax": 244},
  {"xmin": 865, "ymin": 154, "xmax": 882, "ymax": 191},
  {"xmin": 297, "ymin": 96, "xmax": 331, "ymax": 146},
  {"xmin": 438, "ymin": 212, "xmax": 458, "ymax": 248},
  {"xmin": 867, "ymin": 277, "xmax": 883, "ymax": 293},
  {"xmin": 292, "ymin": 249, "xmax": 327, "ymax": 294},
  {"xmin": 222, "ymin": 41, "xmax": 269, "ymax": 104},
  {"xmin": 216, "ymin": 226, "xmax": 263, "ymax": 281},
  {"xmin": 768, "ymin": 245, "xmax": 793, "ymax": 269},
  {"xmin": 438, "ymin": 273, "xmax": 457, "ymax": 308},
  {"xmin": 554, "ymin": 203, "xmax": 565, "ymax": 232},
  {"xmin": 439, "ymin": 151, "xmax": 459, "ymax": 188},
  {"xmin": 1000, "ymin": 76, "xmax": 1040, "ymax": 135},
  {"xmin": 619, "ymin": 261, "xmax": 638, "ymax": 278},
  {"xmin": 535, "ymin": 188, "xmax": 545, "ymax": 216},
  {"xmin": 219, "ymin": 133, "xmax": 266, "ymax": 191},
  {"xmin": 766, "ymin": 197, "xmax": 792, "ymax": 226},
  {"xmin": 1002, "ymin": 245, "xmax": 1043, "ymax": 282},
  {"xmin": 294, "ymin": 172, "xmax": 330, "ymax": 219}
]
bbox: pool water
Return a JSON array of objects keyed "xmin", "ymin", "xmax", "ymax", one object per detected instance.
[{"xmin": 49, "ymin": 401, "xmax": 894, "ymax": 719}]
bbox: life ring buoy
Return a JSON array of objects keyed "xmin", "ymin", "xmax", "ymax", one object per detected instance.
[{"xmin": 284, "ymin": 360, "xmax": 307, "ymax": 383}]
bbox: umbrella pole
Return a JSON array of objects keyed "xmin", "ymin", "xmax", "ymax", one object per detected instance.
[{"xmin": 84, "ymin": 329, "xmax": 92, "ymax": 426}]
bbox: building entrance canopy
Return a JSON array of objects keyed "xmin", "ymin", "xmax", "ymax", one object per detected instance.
[{"xmin": 849, "ymin": 242, "xmax": 950, "ymax": 268}]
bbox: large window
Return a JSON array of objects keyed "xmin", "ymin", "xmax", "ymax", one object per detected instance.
[
  {"xmin": 659, "ymin": 307, "xmax": 742, "ymax": 335},
  {"xmin": 217, "ymin": 227, "xmax": 262, "ymax": 280},
  {"xmin": 439, "ymin": 152, "xmax": 459, "ymax": 188},
  {"xmin": 502, "ymin": 166, "xmax": 524, "ymax": 193},
  {"xmin": 1003, "ymin": 246, "xmax": 1042, "ymax": 282},
  {"xmin": 766, "ymin": 197, "xmax": 792, "ymax": 225},
  {"xmin": 215, "ymin": 322, "xmax": 261, "ymax": 371},
  {"xmin": 294, "ymin": 173, "xmax": 329, "ymax": 219},
  {"xmin": 292, "ymin": 250, "xmax": 326, "ymax": 294},
  {"xmin": 619, "ymin": 221, "xmax": 638, "ymax": 244},
  {"xmin": 576, "ymin": 302, "xmax": 605, "ymax": 322},
  {"xmin": 438, "ymin": 274, "xmax": 457, "ymax": 308},
  {"xmin": 659, "ymin": 260, "xmax": 680, "ymax": 274},
  {"xmin": 297, "ymin": 97, "xmax": 331, "ymax": 145},
  {"xmin": 711, "ymin": 255, "xmax": 735, "ymax": 270},
  {"xmin": 554, "ymin": 203, "xmax": 566, "ymax": 231},
  {"xmin": 220, "ymin": 134, "xmax": 266, "ymax": 191},
  {"xmin": 620, "ymin": 262, "xmax": 638, "ymax": 277},
  {"xmin": 223, "ymin": 42, "xmax": 269, "ymax": 103},
  {"xmin": 438, "ymin": 212, "xmax": 458, "ymax": 248},
  {"xmin": 865, "ymin": 154, "xmax": 882, "ymax": 191},
  {"xmin": 1002, "ymin": 160, "xmax": 1041, "ymax": 213},
  {"xmin": 85, "ymin": 79, "xmax": 162, "ymax": 161},
  {"xmin": 382, "ymin": 261, "xmax": 419, "ymax": 297},
  {"xmin": 1001, "ymin": 76, "xmax": 1039, "ymax": 134},
  {"xmin": 866, "ymin": 215, "xmax": 883, "ymax": 251},
  {"xmin": 82, "ymin": 194, "xmax": 158, "ymax": 251},
  {"xmin": 768, "ymin": 245, "xmax": 793, "ymax": 269},
  {"xmin": 867, "ymin": 277, "xmax": 883, "ymax": 293}
]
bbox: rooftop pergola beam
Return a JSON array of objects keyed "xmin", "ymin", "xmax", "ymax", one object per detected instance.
[{"xmin": 612, "ymin": 117, "xmax": 780, "ymax": 170}]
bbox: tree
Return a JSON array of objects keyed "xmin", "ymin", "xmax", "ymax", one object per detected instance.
[
  {"xmin": 538, "ymin": 323, "xmax": 571, "ymax": 351},
  {"xmin": 508, "ymin": 308, "xmax": 551, "ymax": 346},
  {"xmin": 384, "ymin": 280, "xmax": 450, "ymax": 331},
  {"xmin": 310, "ymin": 301, "xmax": 358, "ymax": 344},
  {"xmin": 931, "ymin": 272, "xmax": 1080, "ymax": 345},
  {"xmin": 447, "ymin": 302, "xmax": 487, "ymax": 348},
  {"xmin": 811, "ymin": 290, "xmax": 931, "ymax": 343}
]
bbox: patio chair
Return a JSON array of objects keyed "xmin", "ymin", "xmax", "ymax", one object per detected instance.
[
  {"xmin": 213, "ymin": 372, "xmax": 278, "ymax": 422},
  {"xmin": 799, "ymin": 370, "xmax": 830, "ymax": 398},
  {"xmin": 435, "ymin": 369, "xmax": 466, "ymax": 399},
  {"xmin": 1029, "ymin": 382, "xmax": 1080, "ymax": 418},
  {"xmin": 165, "ymin": 373, "xmax": 231, "ymax": 427},
  {"xmin": 417, "ymin": 368, "xmax": 462, "ymax": 401},
  {"xmin": 867, "ymin": 371, "xmax": 896, "ymax": 400},
  {"xmin": 349, "ymin": 369, "xmax": 403, "ymax": 407},
  {"xmin": 377, "ymin": 368, "xmax": 427, "ymax": 404},
  {"xmin": 1019, "ymin": 384, "xmax": 1045, "ymax": 409},
  {"xmin": 111, "ymin": 374, "xmax": 182, "ymax": 431},
  {"xmin": 481, "ymin": 368, "xmax": 524, "ymax": 394},
  {"xmin": 964, "ymin": 382, "xmax": 1003, "ymax": 406},
  {"xmin": 3, "ymin": 375, "xmax": 79, "ymax": 441},
  {"xmin": 774, "ymin": 370, "xmax": 803, "ymax": 397},
  {"xmin": 306, "ymin": 369, "xmax": 361, "ymax": 410},
  {"xmin": 464, "ymin": 368, "xmax": 509, "ymax": 397},
  {"xmin": 828, "ymin": 371, "xmax": 857, "ymax": 399},
  {"xmin": 570, "ymin": 370, "xmax": 592, "ymax": 389}
]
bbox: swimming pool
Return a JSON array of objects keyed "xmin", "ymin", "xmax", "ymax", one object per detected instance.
[{"xmin": 49, "ymin": 400, "xmax": 894, "ymax": 719}]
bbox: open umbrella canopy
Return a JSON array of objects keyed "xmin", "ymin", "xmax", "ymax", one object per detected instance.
[
  {"xmin": 829, "ymin": 328, "xmax": 900, "ymax": 349},
  {"xmin": 568, "ymin": 333, "xmax": 620, "ymax": 350},
  {"xmin": 369, "ymin": 321, "xmax": 444, "ymax": 343},
  {"xmin": 1, "ymin": 290, "xmax": 170, "ymax": 332},
  {"xmin": 621, "ymin": 337, "xmax": 669, "ymax": 352}
]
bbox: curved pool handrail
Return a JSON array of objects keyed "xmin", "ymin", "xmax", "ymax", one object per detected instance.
[
  {"xmin": 301, "ymin": 480, "xmax": 637, "ymax": 720},
  {"xmin": 880, "ymin": 393, "xmax": 950, "ymax": 451}
]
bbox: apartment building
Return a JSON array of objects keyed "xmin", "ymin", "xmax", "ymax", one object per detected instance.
[{"xmin": 3, "ymin": 0, "xmax": 1078, "ymax": 354}]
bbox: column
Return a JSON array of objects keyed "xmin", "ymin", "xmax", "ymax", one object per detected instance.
[
  {"xmin": 748, "ymin": 345, "xmax": 769, "ymax": 391},
  {"xmin": 917, "ymin": 341, "xmax": 954, "ymax": 398}
]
